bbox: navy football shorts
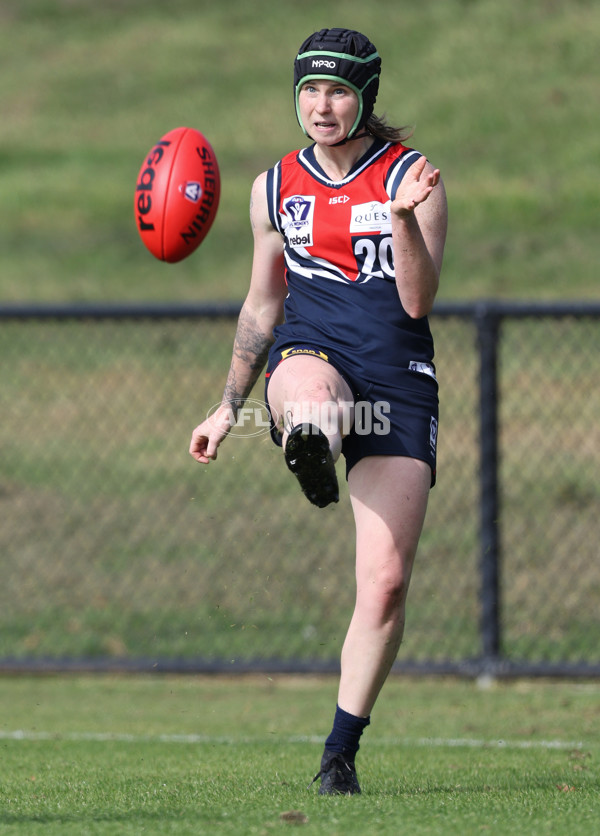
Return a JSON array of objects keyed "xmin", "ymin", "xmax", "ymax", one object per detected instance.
[{"xmin": 264, "ymin": 342, "xmax": 438, "ymax": 487}]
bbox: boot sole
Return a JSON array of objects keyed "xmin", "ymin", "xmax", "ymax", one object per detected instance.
[{"xmin": 284, "ymin": 423, "xmax": 339, "ymax": 508}]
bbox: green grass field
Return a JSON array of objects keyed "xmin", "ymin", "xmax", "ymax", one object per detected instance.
[
  {"xmin": 1, "ymin": 675, "xmax": 598, "ymax": 834},
  {"xmin": 1, "ymin": 2, "xmax": 599, "ymax": 665},
  {"xmin": 1, "ymin": 0, "xmax": 598, "ymax": 303},
  {"xmin": 1, "ymin": 3, "xmax": 599, "ymax": 831}
]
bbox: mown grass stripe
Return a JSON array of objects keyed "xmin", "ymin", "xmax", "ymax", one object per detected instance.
[{"xmin": 0, "ymin": 729, "xmax": 585, "ymax": 750}]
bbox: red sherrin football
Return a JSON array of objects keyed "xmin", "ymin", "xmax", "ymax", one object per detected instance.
[{"xmin": 134, "ymin": 127, "xmax": 220, "ymax": 263}]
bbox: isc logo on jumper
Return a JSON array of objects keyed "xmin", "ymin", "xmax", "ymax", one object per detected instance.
[
  {"xmin": 283, "ymin": 194, "xmax": 315, "ymax": 248},
  {"xmin": 181, "ymin": 181, "xmax": 202, "ymax": 202}
]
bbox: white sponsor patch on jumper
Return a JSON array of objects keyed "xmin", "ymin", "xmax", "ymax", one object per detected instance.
[
  {"xmin": 282, "ymin": 194, "xmax": 315, "ymax": 248},
  {"xmin": 350, "ymin": 200, "xmax": 392, "ymax": 234},
  {"xmin": 409, "ymin": 361, "xmax": 437, "ymax": 381}
]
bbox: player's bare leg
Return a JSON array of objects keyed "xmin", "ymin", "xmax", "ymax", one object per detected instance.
[
  {"xmin": 340, "ymin": 455, "xmax": 430, "ymax": 716},
  {"xmin": 310, "ymin": 456, "xmax": 430, "ymax": 793}
]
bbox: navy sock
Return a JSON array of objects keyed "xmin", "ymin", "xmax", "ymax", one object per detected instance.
[{"xmin": 324, "ymin": 704, "xmax": 370, "ymax": 759}]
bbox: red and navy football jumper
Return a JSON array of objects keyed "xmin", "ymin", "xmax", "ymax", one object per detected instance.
[{"xmin": 264, "ymin": 138, "xmax": 439, "ymax": 483}]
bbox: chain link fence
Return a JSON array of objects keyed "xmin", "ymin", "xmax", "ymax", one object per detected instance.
[{"xmin": 1, "ymin": 302, "xmax": 598, "ymax": 676}]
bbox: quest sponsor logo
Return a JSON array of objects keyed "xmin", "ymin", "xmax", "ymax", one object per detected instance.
[{"xmin": 349, "ymin": 200, "xmax": 392, "ymax": 234}]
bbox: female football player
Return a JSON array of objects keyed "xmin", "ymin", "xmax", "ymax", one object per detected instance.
[{"xmin": 190, "ymin": 27, "xmax": 448, "ymax": 794}]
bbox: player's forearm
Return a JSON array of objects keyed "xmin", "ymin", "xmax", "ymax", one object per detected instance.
[
  {"xmin": 392, "ymin": 212, "xmax": 440, "ymax": 319},
  {"xmin": 221, "ymin": 303, "xmax": 274, "ymax": 418}
]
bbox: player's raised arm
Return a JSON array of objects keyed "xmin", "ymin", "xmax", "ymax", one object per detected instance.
[{"xmin": 390, "ymin": 156, "xmax": 448, "ymax": 318}]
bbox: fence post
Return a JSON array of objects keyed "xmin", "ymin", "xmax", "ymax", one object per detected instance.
[{"xmin": 475, "ymin": 303, "xmax": 502, "ymax": 669}]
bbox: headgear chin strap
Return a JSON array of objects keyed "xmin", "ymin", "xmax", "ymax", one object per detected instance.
[{"xmin": 293, "ymin": 28, "xmax": 381, "ymax": 142}]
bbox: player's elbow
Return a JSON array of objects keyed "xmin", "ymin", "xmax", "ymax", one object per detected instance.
[
  {"xmin": 404, "ymin": 301, "xmax": 431, "ymax": 319},
  {"xmin": 403, "ymin": 290, "xmax": 437, "ymax": 319}
]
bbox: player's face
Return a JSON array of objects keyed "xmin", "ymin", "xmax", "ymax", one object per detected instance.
[{"xmin": 298, "ymin": 80, "xmax": 359, "ymax": 145}]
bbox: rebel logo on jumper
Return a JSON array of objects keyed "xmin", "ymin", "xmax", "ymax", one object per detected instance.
[{"xmin": 283, "ymin": 194, "xmax": 315, "ymax": 248}]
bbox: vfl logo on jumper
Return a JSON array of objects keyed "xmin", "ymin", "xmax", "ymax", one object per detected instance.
[
  {"xmin": 181, "ymin": 181, "xmax": 202, "ymax": 202},
  {"xmin": 350, "ymin": 200, "xmax": 392, "ymax": 234},
  {"xmin": 283, "ymin": 194, "xmax": 315, "ymax": 248}
]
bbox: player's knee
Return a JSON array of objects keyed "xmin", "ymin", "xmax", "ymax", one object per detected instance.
[
  {"xmin": 361, "ymin": 561, "xmax": 410, "ymax": 621},
  {"xmin": 288, "ymin": 378, "xmax": 350, "ymax": 434},
  {"xmin": 295, "ymin": 374, "xmax": 336, "ymax": 404},
  {"xmin": 379, "ymin": 568, "xmax": 408, "ymax": 612}
]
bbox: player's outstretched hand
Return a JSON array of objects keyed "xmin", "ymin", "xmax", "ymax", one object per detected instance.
[
  {"xmin": 391, "ymin": 156, "xmax": 440, "ymax": 217},
  {"xmin": 189, "ymin": 406, "xmax": 234, "ymax": 463}
]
